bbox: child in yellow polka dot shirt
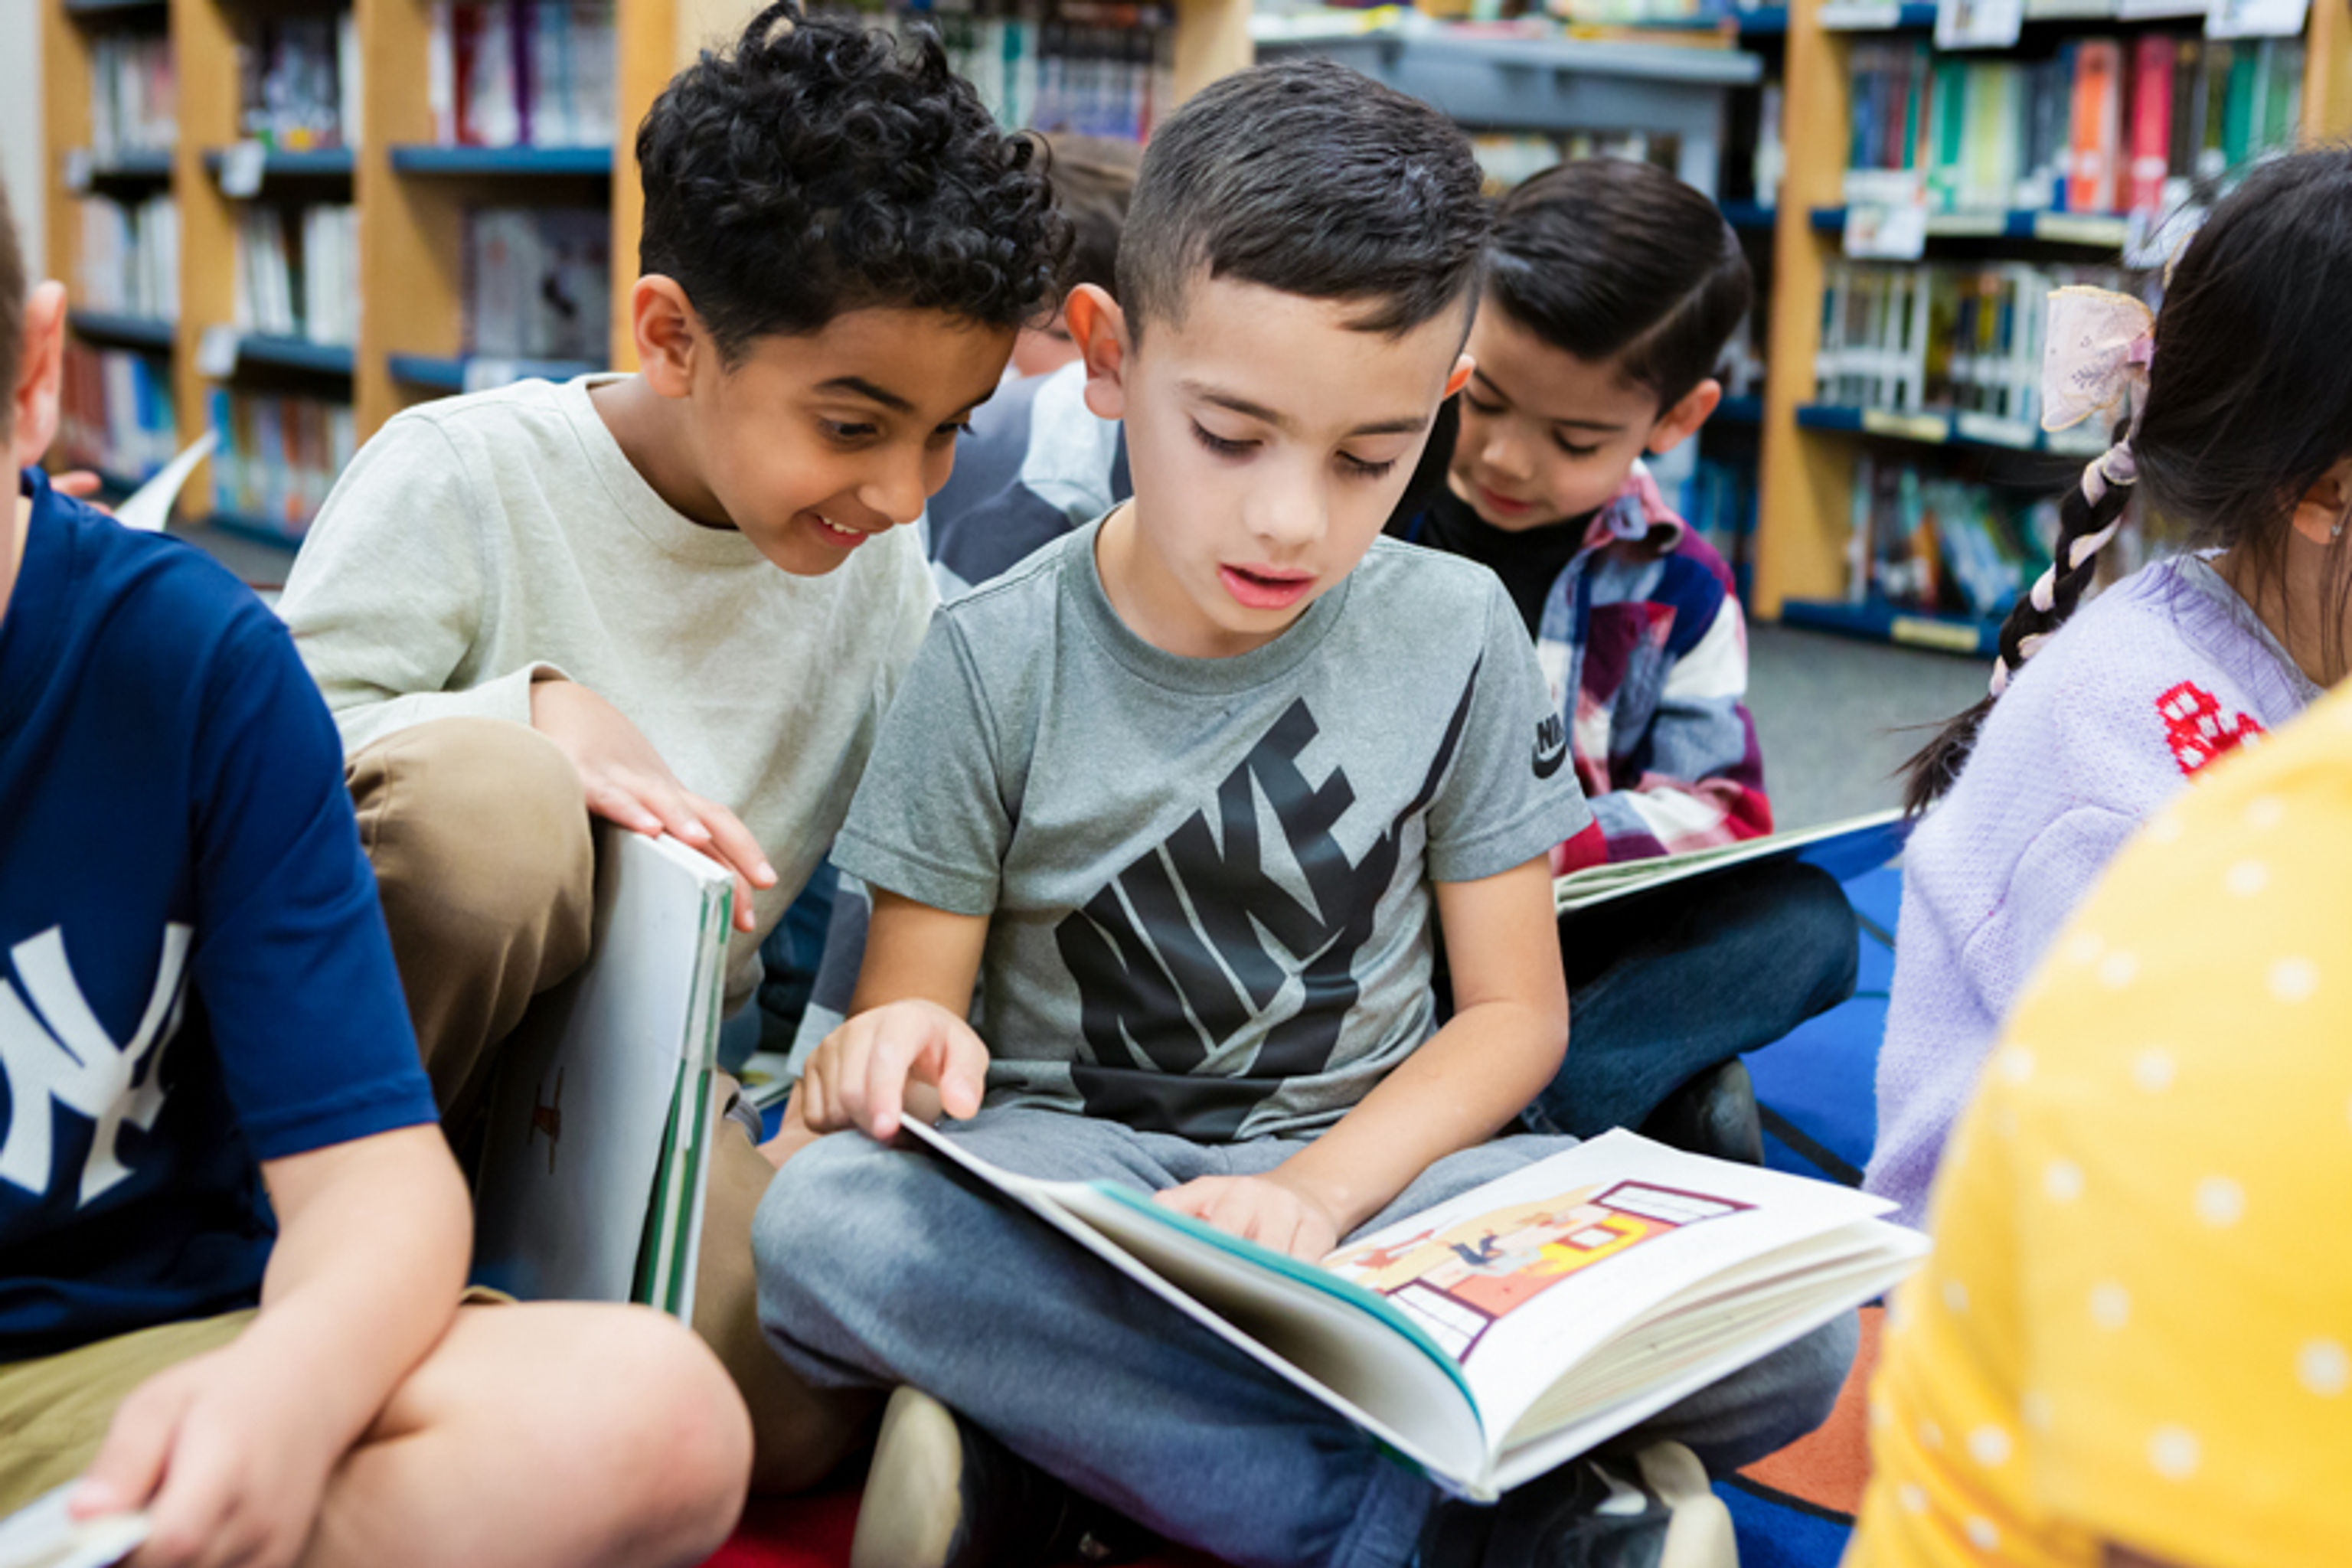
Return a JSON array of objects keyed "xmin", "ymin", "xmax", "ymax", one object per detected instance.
[{"xmin": 1848, "ymin": 677, "xmax": 2352, "ymax": 1568}]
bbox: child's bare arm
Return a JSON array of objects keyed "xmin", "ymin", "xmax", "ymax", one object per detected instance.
[
  {"xmin": 1158, "ymin": 856, "xmax": 1566, "ymax": 1261},
  {"xmin": 72, "ymin": 1125, "xmax": 470, "ymax": 1565},
  {"xmin": 794, "ymin": 890, "xmax": 993, "ymax": 1143}
]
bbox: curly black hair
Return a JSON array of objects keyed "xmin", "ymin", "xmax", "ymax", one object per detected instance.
[{"xmin": 636, "ymin": 1, "xmax": 1070, "ymax": 358}]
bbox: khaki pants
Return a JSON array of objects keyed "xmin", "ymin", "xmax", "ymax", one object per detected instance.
[
  {"xmin": 348, "ymin": 716, "xmax": 864, "ymax": 1492},
  {"xmin": 0, "ymin": 1312, "xmax": 254, "ymax": 1511}
]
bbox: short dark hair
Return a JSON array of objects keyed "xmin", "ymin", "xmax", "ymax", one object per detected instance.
[
  {"xmin": 1116, "ymin": 57, "xmax": 1489, "ymax": 343},
  {"xmin": 0, "ymin": 180, "xmax": 22, "ymax": 441},
  {"xmin": 1488, "ymin": 157, "xmax": 1752, "ymax": 412},
  {"xmin": 635, "ymin": 2, "xmax": 1069, "ymax": 359},
  {"xmin": 1044, "ymin": 133, "xmax": 1140, "ymax": 297}
]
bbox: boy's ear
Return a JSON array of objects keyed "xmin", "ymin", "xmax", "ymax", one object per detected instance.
[
  {"xmin": 631, "ymin": 275, "xmax": 704, "ymax": 399},
  {"xmin": 1065, "ymin": 285, "xmax": 1129, "ymax": 421},
  {"xmin": 1445, "ymin": 355, "xmax": 1474, "ymax": 401},
  {"xmin": 10, "ymin": 282, "xmax": 67, "ymax": 472},
  {"xmin": 2290, "ymin": 456, "xmax": 2352, "ymax": 547},
  {"xmin": 1645, "ymin": 377, "xmax": 1723, "ymax": 458}
]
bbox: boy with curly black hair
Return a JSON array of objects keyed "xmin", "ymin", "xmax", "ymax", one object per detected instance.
[{"xmin": 276, "ymin": 0, "xmax": 1066, "ymax": 1492}]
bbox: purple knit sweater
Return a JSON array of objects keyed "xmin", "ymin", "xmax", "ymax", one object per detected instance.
[{"xmin": 1867, "ymin": 555, "xmax": 2318, "ymax": 1226}]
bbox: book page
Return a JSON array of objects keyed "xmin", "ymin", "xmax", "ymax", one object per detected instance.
[{"xmin": 1320, "ymin": 1131, "xmax": 1903, "ymax": 1444}]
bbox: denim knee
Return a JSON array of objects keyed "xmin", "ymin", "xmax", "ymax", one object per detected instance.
[{"xmin": 1776, "ymin": 864, "xmax": 1863, "ymax": 1013}]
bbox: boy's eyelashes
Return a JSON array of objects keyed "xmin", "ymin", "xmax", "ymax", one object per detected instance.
[
  {"xmin": 1462, "ymin": 390, "xmax": 1505, "ymax": 416},
  {"xmin": 1551, "ymin": 435, "xmax": 1602, "ymax": 459},
  {"xmin": 1187, "ymin": 420, "xmax": 1400, "ymax": 479},
  {"xmin": 817, "ymin": 417, "xmax": 975, "ymax": 446}
]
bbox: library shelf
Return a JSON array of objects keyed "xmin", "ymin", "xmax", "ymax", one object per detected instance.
[
  {"xmin": 61, "ymin": 0, "xmax": 168, "ymax": 15},
  {"xmin": 234, "ymin": 335, "xmax": 357, "ymax": 377},
  {"xmin": 1778, "ymin": 596, "xmax": 2000, "ymax": 658},
  {"xmin": 1720, "ymin": 200, "xmax": 1777, "ymax": 229},
  {"xmin": 388, "ymin": 354, "xmax": 606, "ymax": 391},
  {"xmin": 199, "ymin": 513, "xmax": 306, "ymax": 554},
  {"xmin": 1795, "ymin": 401, "xmax": 2107, "ymax": 456},
  {"xmin": 388, "ymin": 145, "xmax": 616, "ymax": 177},
  {"xmin": 1733, "ymin": 5, "xmax": 1791, "ymax": 33},
  {"xmin": 1809, "ymin": 206, "xmax": 2131, "ymax": 247},
  {"xmin": 201, "ymin": 147, "xmax": 358, "ymax": 181},
  {"xmin": 68, "ymin": 309, "xmax": 176, "ymax": 351},
  {"xmin": 1815, "ymin": 2, "xmax": 1936, "ymax": 30},
  {"xmin": 77, "ymin": 150, "xmax": 175, "ymax": 181},
  {"xmin": 1716, "ymin": 394, "xmax": 1765, "ymax": 426}
]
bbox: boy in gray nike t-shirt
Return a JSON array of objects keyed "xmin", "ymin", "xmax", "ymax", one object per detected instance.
[{"xmin": 753, "ymin": 60, "xmax": 1854, "ymax": 1568}]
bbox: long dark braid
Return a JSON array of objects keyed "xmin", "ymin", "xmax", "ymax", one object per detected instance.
[{"xmin": 1901, "ymin": 436, "xmax": 2139, "ymax": 814}]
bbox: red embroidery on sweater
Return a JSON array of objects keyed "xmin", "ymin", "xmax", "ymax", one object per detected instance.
[{"xmin": 2155, "ymin": 681, "xmax": 2265, "ymax": 776}]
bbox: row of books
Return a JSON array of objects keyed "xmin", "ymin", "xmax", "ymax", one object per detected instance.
[
  {"xmin": 1681, "ymin": 451, "xmax": 1759, "ymax": 604},
  {"xmin": 923, "ymin": 14, "xmax": 1174, "ymax": 141},
  {"xmin": 1848, "ymin": 454, "xmax": 2061, "ymax": 622},
  {"xmin": 466, "ymin": 208, "xmax": 610, "ymax": 361},
  {"xmin": 208, "ymin": 389, "xmax": 358, "ymax": 539},
  {"xmin": 56, "ymin": 345, "xmax": 178, "ymax": 485},
  {"xmin": 427, "ymin": 2, "xmax": 618, "ymax": 149},
  {"xmin": 1816, "ymin": 260, "xmax": 2146, "ymax": 432},
  {"xmin": 235, "ymin": 205, "xmax": 361, "ymax": 348},
  {"xmin": 89, "ymin": 32, "xmax": 177, "ymax": 161},
  {"xmin": 238, "ymin": 12, "xmax": 363, "ymax": 152},
  {"xmin": 1844, "ymin": 34, "xmax": 2305, "ymax": 216},
  {"xmin": 77, "ymin": 197, "xmax": 178, "ymax": 321}
]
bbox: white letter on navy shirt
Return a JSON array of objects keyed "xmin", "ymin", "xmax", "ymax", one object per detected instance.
[{"xmin": 0, "ymin": 924, "xmax": 191, "ymax": 1204}]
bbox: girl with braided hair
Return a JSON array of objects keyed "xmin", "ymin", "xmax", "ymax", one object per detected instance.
[{"xmin": 1867, "ymin": 145, "xmax": 2352, "ymax": 1227}]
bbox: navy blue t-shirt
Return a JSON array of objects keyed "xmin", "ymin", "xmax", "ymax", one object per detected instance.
[{"xmin": 0, "ymin": 469, "xmax": 437, "ymax": 1363}]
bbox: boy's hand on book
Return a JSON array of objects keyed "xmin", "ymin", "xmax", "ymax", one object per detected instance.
[
  {"xmin": 799, "ymin": 999, "xmax": 989, "ymax": 1142},
  {"xmin": 70, "ymin": 1339, "xmax": 338, "ymax": 1568},
  {"xmin": 1156, "ymin": 1172, "xmax": 1343, "ymax": 1263},
  {"xmin": 530, "ymin": 678, "xmax": 775, "ymax": 931}
]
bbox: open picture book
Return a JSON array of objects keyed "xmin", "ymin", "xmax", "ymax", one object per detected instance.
[
  {"xmin": 472, "ymin": 825, "xmax": 733, "ymax": 1319},
  {"xmin": 900, "ymin": 1121, "xmax": 1926, "ymax": 1502},
  {"xmin": 1553, "ymin": 808, "xmax": 1912, "ymax": 914}
]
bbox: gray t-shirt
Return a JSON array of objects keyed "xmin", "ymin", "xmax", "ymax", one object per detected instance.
[{"xmin": 831, "ymin": 520, "xmax": 1591, "ymax": 1142}]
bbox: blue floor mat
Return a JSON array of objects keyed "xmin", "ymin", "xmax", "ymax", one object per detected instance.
[{"xmin": 1748, "ymin": 864, "xmax": 1898, "ymax": 1187}]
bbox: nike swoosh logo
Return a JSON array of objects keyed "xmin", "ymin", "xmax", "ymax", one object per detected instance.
[{"xmin": 1533, "ymin": 739, "xmax": 1568, "ymax": 779}]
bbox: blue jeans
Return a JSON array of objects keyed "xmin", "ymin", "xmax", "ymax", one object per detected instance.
[
  {"xmin": 1527, "ymin": 860, "xmax": 1860, "ymax": 1138},
  {"xmin": 754, "ymin": 1108, "xmax": 1857, "ymax": 1568}
]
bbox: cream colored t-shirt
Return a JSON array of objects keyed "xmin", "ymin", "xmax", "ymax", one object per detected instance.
[{"xmin": 277, "ymin": 374, "xmax": 939, "ymax": 1010}]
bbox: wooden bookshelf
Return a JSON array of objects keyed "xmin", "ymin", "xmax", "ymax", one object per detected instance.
[
  {"xmin": 39, "ymin": 0, "xmax": 1256, "ymax": 537},
  {"xmin": 1750, "ymin": 0, "xmax": 2352, "ymax": 628}
]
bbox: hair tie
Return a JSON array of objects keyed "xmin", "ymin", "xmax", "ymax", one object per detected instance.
[{"xmin": 2042, "ymin": 286, "xmax": 2156, "ymax": 436}]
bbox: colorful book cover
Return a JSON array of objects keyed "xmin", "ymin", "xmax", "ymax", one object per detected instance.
[{"xmin": 2067, "ymin": 39, "xmax": 2122, "ymax": 214}]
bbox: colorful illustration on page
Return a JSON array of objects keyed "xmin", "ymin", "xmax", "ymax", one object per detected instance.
[{"xmin": 1325, "ymin": 1181, "xmax": 1751, "ymax": 1361}]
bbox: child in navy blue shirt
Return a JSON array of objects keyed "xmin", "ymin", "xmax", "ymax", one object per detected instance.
[{"xmin": 0, "ymin": 182, "xmax": 750, "ymax": 1565}]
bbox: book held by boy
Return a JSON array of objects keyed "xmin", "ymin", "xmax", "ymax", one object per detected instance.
[
  {"xmin": 899, "ymin": 1120, "xmax": 1926, "ymax": 1501},
  {"xmin": 1553, "ymin": 808, "xmax": 1911, "ymax": 914},
  {"xmin": 472, "ymin": 825, "xmax": 732, "ymax": 1319}
]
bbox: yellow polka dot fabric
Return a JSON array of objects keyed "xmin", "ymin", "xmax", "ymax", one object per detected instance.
[{"xmin": 1850, "ymin": 681, "xmax": 2352, "ymax": 1568}]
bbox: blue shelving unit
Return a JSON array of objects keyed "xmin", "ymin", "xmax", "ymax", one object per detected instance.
[
  {"xmin": 1816, "ymin": 1, "xmax": 1938, "ymax": 28},
  {"xmin": 1715, "ymin": 394, "xmax": 1764, "ymax": 426},
  {"xmin": 1779, "ymin": 597, "xmax": 1999, "ymax": 658},
  {"xmin": 81, "ymin": 150, "xmax": 175, "ymax": 181},
  {"xmin": 389, "ymin": 145, "xmax": 613, "ymax": 176},
  {"xmin": 1733, "ymin": 4, "xmax": 1790, "ymax": 31},
  {"xmin": 236, "ymin": 335, "xmax": 356, "ymax": 377},
  {"xmin": 62, "ymin": 0, "xmax": 168, "ymax": 15},
  {"xmin": 1719, "ymin": 201, "xmax": 1776, "ymax": 231},
  {"xmin": 68, "ymin": 309, "xmax": 175, "ymax": 351},
  {"xmin": 1810, "ymin": 207, "xmax": 2130, "ymax": 247},
  {"xmin": 202, "ymin": 147, "xmax": 357, "ymax": 181},
  {"xmin": 1796, "ymin": 401, "xmax": 2104, "ymax": 457},
  {"xmin": 387, "ymin": 354, "xmax": 604, "ymax": 391}
]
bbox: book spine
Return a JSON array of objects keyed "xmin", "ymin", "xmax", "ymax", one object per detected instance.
[
  {"xmin": 2068, "ymin": 40, "xmax": 2120, "ymax": 215},
  {"xmin": 2128, "ymin": 34, "xmax": 2174, "ymax": 214},
  {"xmin": 2222, "ymin": 44, "xmax": 2256, "ymax": 171}
]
